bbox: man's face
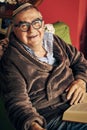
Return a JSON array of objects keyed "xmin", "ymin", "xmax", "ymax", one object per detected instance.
[{"xmin": 13, "ymin": 8, "xmax": 44, "ymax": 50}]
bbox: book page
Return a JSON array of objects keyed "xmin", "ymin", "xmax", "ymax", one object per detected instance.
[
  {"xmin": 66, "ymin": 103, "xmax": 87, "ymax": 112},
  {"xmin": 62, "ymin": 93, "xmax": 87, "ymax": 123},
  {"xmin": 65, "ymin": 93, "xmax": 87, "ymax": 111}
]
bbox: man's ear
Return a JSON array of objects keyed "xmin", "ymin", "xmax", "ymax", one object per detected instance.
[{"xmin": 42, "ymin": 20, "xmax": 45, "ymax": 28}]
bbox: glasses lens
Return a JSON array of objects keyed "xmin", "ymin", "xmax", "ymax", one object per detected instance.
[
  {"xmin": 20, "ymin": 23, "xmax": 29, "ymax": 32},
  {"xmin": 32, "ymin": 19, "xmax": 42, "ymax": 29}
]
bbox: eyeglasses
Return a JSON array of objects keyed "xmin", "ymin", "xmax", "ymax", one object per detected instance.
[{"xmin": 14, "ymin": 18, "xmax": 43, "ymax": 32}]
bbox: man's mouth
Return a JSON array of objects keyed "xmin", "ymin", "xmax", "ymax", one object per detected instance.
[{"xmin": 28, "ymin": 35, "xmax": 38, "ymax": 39}]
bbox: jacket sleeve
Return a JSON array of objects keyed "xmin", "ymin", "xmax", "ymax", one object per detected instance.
[
  {"xmin": 0, "ymin": 59, "xmax": 46, "ymax": 130},
  {"xmin": 54, "ymin": 35, "xmax": 87, "ymax": 84}
]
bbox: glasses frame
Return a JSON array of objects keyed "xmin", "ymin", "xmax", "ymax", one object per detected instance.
[{"xmin": 14, "ymin": 18, "xmax": 43, "ymax": 32}]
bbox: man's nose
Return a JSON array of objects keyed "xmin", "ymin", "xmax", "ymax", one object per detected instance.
[{"xmin": 28, "ymin": 25, "xmax": 35, "ymax": 32}]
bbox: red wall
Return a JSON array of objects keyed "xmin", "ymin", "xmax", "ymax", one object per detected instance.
[{"xmin": 38, "ymin": 0, "xmax": 87, "ymax": 50}]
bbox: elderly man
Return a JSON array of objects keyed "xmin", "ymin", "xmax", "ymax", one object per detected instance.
[{"xmin": 0, "ymin": 2, "xmax": 87, "ymax": 130}]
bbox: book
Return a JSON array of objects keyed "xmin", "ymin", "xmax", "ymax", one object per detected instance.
[{"xmin": 62, "ymin": 93, "xmax": 87, "ymax": 123}]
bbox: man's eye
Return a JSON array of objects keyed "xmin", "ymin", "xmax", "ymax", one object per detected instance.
[
  {"xmin": 21, "ymin": 24, "xmax": 28, "ymax": 29},
  {"xmin": 34, "ymin": 21, "xmax": 40, "ymax": 25},
  {"xmin": 33, "ymin": 21, "xmax": 41, "ymax": 27}
]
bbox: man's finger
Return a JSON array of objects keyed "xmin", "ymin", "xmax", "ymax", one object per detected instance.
[{"xmin": 66, "ymin": 84, "xmax": 77, "ymax": 100}]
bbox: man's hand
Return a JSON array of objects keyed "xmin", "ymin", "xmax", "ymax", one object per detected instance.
[
  {"xmin": 66, "ymin": 79, "xmax": 86, "ymax": 105},
  {"xmin": 30, "ymin": 122, "xmax": 46, "ymax": 130},
  {"xmin": 0, "ymin": 38, "xmax": 9, "ymax": 50},
  {"xmin": 0, "ymin": 38, "xmax": 9, "ymax": 58},
  {"xmin": 0, "ymin": 44, "xmax": 4, "ymax": 58}
]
